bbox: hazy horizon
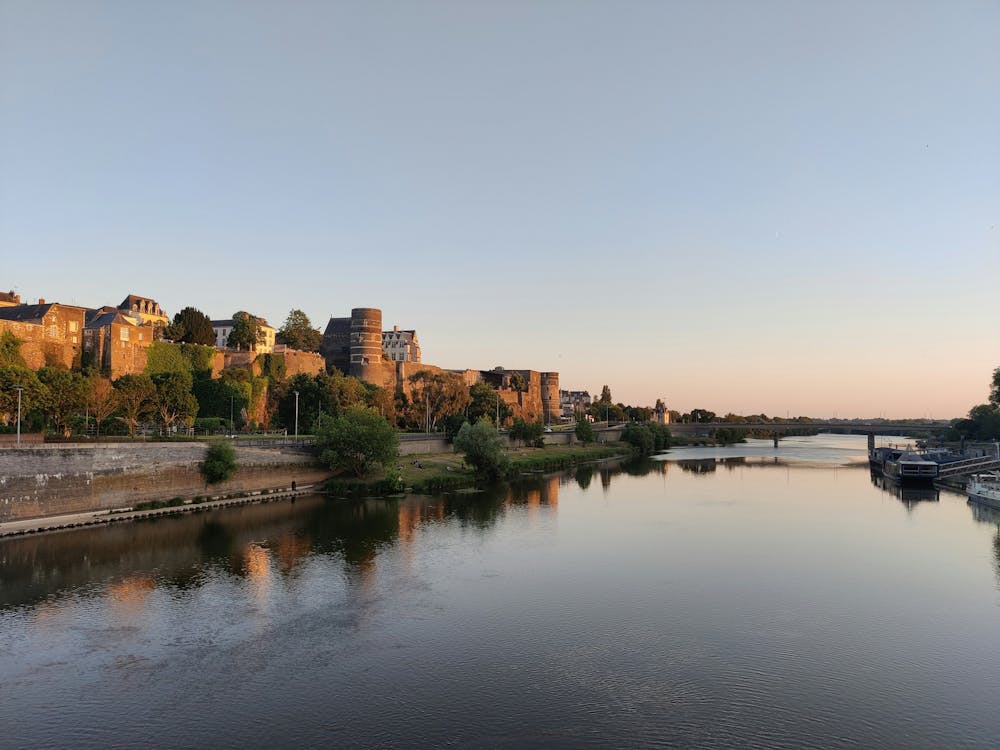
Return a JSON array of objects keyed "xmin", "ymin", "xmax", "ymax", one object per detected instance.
[{"xmin": 2, "ymin": 1, "xmax": 997, "ymax": 419}]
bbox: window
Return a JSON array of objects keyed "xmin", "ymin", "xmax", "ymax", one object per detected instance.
[
  {"xmin": 69, "ymin": 321, "xmax": 79, "ymax": 332},
  {"xmin": 120, "ymin": 328, "xmax": 129, "ymax": 341}
]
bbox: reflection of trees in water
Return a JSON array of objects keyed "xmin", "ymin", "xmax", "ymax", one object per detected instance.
[
  {"xmin": 1, "ymin": 462, "xmax": 655, "ymax": 610},
  {"xmin": 677, "ymin": 459, "xmax": 718, "ymax": 475}
]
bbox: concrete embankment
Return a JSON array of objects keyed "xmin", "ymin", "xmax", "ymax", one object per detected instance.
[{"xmin": 0, "ymin": 443, "xmax": 329, "ymax": 523}]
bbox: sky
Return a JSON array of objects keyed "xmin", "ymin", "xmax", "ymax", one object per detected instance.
[{"xmin": 1, "ymin": 0, "xmax": 998, "ymax": 419}]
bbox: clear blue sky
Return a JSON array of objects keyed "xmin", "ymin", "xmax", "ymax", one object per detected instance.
[{"xmin": 2, "ymin": 1, "xmax": 997, "ymax": 418}]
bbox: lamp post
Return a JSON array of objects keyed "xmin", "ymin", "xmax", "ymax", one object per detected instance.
[
  {"xmin": 230, "ymin": 395, "xmax": 235, "ymax": 436},
  {"xmin": 293, "ymin": 390, "xmax": 299, "ymax": 442},
  {"xmin": 14, "ymin": 386, "xmax": 24, "ymax": 447}
]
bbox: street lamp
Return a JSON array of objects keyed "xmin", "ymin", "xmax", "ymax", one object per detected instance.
[
  {"xmin": 14, "ymin": 386, "xmax": 23, "ymax": 447},
  {"xmin": 230, "ymin": 394, "xmax": 235, "ymax": 435},
  {"xmin": 293, "ymin": 390, "xmax": 299, "ymax": 442}
]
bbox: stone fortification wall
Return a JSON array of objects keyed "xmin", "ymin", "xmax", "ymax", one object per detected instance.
[
  {"xmin": 280, "ymin": 349, "xmax": 326, "ymax": 378},
  {"xmin": 0, "ymin": 444, "xmax": 328, "ymax": 522},
  {"xmin": 348, "ymin": 307, "xmax": 384, "ymax": 382},
  {"xmin": 541, "ymin": 372, "xmax": 560, "ymax": 424}
]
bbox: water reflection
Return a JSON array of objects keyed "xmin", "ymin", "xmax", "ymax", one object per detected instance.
[
  {"xmin": 868, "ymin": 470, "xmax": 940, "ymax": 508},
  {"xmin": 0, "ymin": 469, "xmax": 593, "ymax": 612}
]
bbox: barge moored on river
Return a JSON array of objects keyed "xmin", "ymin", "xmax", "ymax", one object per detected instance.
[{"xmin": 968, "ymin": 473, "xmax": 1000, "ymax": 511}]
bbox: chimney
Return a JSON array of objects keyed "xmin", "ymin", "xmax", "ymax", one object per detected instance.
[
  {"xmin": 394, "ymin": 325, "xmax": 400, "ymax": 331},
  {"xmin": 38, "ymin": 298, "xmax": 45, "ymax": 305}
]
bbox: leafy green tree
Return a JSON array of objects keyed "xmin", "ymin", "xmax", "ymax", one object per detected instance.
[
  {"xmin": 408, "ymin": 370, "xmax": 471, "ymax": 431},
  {"xmin": 575, "ymin": 418, "xmax": 596, "ymax": 443},
  {"xmin": 510, "ymin": 417, "xmax": 545, "ymax": 447},
  {"xmin": 192, "ymin": 378, "xmax": 248, "ymax": 430},
  {"xmin": 86, "ymin": 375, "xmax": 118, "ymax": 436},
  {"xmin": 468, "ymin": 381, "xmax": 511, "ymax": 425},
  {"xmin": 227, "ymin": 311, "xmax": 264, "ymax": 351},
  {"xmin": 314, "ymin": 405, "xmax": 398, "ymax": 478},
  {"xmin": 990, "ymin": 366, "xmax": 1000, "ymax": 408},
  {"xmin": 37, "ymin": 367, "xmax": 87, "ymax": 435},
  {"xmin": 0, "ymin": 330, "xmax": 26, "ymax": 368},
  {"xmin": 598, "ymin": 385, "xmax": 613, "ymax": 404},
  {"xmin": 508, "ymin": 371, "xmax": 527, "ymax": 392},
  {"xmin": 113, "ymin": 373, "xmax": 156, "ymax": 436},
  {"xmin": 152, "ymin": 371, "xmax": 198, "ymax": 433},
  {"xmin": 0, "ymin": 366, "xmax": 47, "ymax": 428},
  {"xmin": 276, "ymin": 309, "xmax": 323, "ymax": 352},
  {"xmin": 201, "ymin": 441, "xmax": 237, "ymax": 484},
  {"xmin": 163, "ymin": 306, "xmax": 215, "ymax": 345},
  {"xmin": 622, "ymin": 422, "xmax": 654, "ymax": 455},
  {"xmin": 454, "ymin": 419, "xmax": 509, "ymax": 480}
]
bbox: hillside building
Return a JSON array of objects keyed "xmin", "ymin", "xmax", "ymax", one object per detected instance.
[
  {"xmin": 382, "ymin": 326, "xmax": 421, "ymax": 363},
  {"xmin": 211, "ymin": 316, "xmax": 276, "ymax": 353}
]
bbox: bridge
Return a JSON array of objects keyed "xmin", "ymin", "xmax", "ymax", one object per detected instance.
[{"xmin": 652, "ymin": 420, "xmax": 950, "ymax": 437}]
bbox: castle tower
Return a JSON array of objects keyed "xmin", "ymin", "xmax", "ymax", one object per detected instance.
[
  {"xmin": 349, "ymin": 307, "xmax": 383, "ymax": 381},
  {"xmin": 540, "ymin": 372, "xmax": 560, "ymax": 424}
]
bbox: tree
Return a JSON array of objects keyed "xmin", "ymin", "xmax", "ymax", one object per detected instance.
[
  {"xmin": 314, "ymin": 405, "xmax": 398, "ymax": 478},
  {"xmin": 0, "ymin": 366, "xmax": 47, "ymax": 428},
  {"xmin": 227, "ymin": 311, "xmax": 264, "ymax": 351},
  {"xmin": 468, "ymin": 381, "xmax": 511, "ymax": 425},
  {"xmin": 509, "ymin": 417, "xmax": 544, "ymax": 447},
  {"xmin": 37, "ymin": 367, "xmax": 87, "ymax": 436},
  {"xmin": 163, "ymin": 307, "xmax": 215, "ymax": 345},
  {"xmin": 622, "ymin": 423, "xmax": 654, "ymax": 455},
  {"xmin": 0, "ymin": 330, "xmax": 26, "ymax": 368},
  {"xmin": 575, "ymin": 418, "xmax": 596, "ymax": 443},
  {"xmin": 598, "ymin": 385, "xmax": 613, "ymax": 404},
  {"xmin": 152, "ymin": 371, "xmax": 198, "ymax": 433},
  {"xmin": 508, "ymin": 371, "xmax": 527, "ymax": 392},
  {"xmin": 201, "ymin": 441, "xmax": 237, "ymax": 484},
  {"xmin": 276, "ymin": 309, "xmax": 323, "ymax": 352},
  {"xmin": 990, "ymin": 366, "xmax": 1000, "ymax": 408},
  {"xmin": 408, "ymin": 370, "xmax": 471, "ymax": 431},
  {"xmin": 87, "ymin": 375, "xmax": 118, "ymax": 436},
  {"xmin": 454, "ymin": 419, "xmax": 509, "ymax": 480},
  {"xmin": 113, "ymin": 373, "xmax": 156, "ymax": 436}
]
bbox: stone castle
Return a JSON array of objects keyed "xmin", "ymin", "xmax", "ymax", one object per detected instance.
[{"xmin": 321, "ymin": 307, "xmax": 560, "ymax": 424}]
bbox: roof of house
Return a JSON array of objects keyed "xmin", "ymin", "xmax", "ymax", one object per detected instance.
[
  {"xmin": 0, "ymin": 303, "xmax": 55, "ymax": 323},
  {"xmin": 0, "ymin": 291, "xmax": 20, "ymax": 304},
  {"xmin": 85, "ymin": 310, "xmax": 136, "ymax": 330},
  {"xmin": 119, "ymin": 294, "xmax": 160, "ymax": 308}
]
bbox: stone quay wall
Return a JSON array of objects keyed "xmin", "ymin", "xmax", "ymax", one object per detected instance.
[{"xmin": 0, "ymin": 443, "xmax": 329, "ymax": 522}]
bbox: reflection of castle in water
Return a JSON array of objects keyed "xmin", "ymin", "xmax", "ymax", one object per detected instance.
[{"xmin": 869, "ymin": 470, "xmax": 939, "ymax": 508}]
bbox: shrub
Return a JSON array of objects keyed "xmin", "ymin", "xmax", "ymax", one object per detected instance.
[
  {"xmin": 575, "ymin": 418, "xmax": 596, "ymax": 443},
  {"xmin": 201, "ymin": 441, "xmax": 237, "ymax": 484}
]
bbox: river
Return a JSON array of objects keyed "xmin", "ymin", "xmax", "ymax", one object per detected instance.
[{"xmin": 1, "ymin": 435, "xmax": 998, "ymax": 748}]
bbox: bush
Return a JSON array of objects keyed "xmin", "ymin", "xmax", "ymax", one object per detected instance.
[
  {"xmin": 201, "ymin": 441, "xmax": 237, "ymax": 484},
  {"xmin": 510, "ymin": 418, "xmax": 545, "ymax": 448},
  {"xmin": 575, "ymin": 418, "xmax": 596, "ymax": 443},
  {"xmin": 454, "ymin": 419, "xmax": 509, "ymax": 481},
  {"xmin": 315, "ymin": 405, "xmax": 398, "ymax": 478}
]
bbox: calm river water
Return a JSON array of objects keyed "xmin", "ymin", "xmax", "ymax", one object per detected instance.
[{"xmin": 2, "ymin": 435, "xmax": 999, "ymax": 749}]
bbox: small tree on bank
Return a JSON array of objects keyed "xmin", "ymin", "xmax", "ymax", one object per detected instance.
[
  {"xmin": 454, "ymin": 419, "xmax": 509, "ymax": 481},
  {"xmin": 315, "ymin": 406, "xmax": 398, "ymax": 478},
  {"xmin": 575, "ymin": 418, "xmax": 596, "ymax": 443}
]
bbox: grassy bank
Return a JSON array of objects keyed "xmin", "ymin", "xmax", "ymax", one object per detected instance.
[{"xmin": 324, "ymin": 442, "xmax": 628, "ymax": 498}]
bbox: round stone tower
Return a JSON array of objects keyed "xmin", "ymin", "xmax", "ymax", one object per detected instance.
[
  {"xmin": 349, "ymin": 307, "xmax": 383, "ymax": 381},
  {"xmin": 540, "ymin": 372, "xmax": 560, "ymax": 425}
]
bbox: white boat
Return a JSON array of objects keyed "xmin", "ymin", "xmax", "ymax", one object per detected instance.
[{"xmin": 967, "ymin": 472, "xmax": 1000, "ymax": 510}]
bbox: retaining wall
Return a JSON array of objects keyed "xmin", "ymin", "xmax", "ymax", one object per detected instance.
[{"xmin": 0, "ymin": 443, "xmax": 328, "ymax": 522}]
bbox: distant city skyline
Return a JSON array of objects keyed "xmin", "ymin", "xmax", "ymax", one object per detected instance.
[{"xmin": 2, "ymin": 1, "xmax": 997, "ymax": 418}]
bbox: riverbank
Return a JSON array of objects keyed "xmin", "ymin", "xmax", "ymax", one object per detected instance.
[{"xmin": 325, "ymin": 443, "xmax": 630, "ymax": 497}]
